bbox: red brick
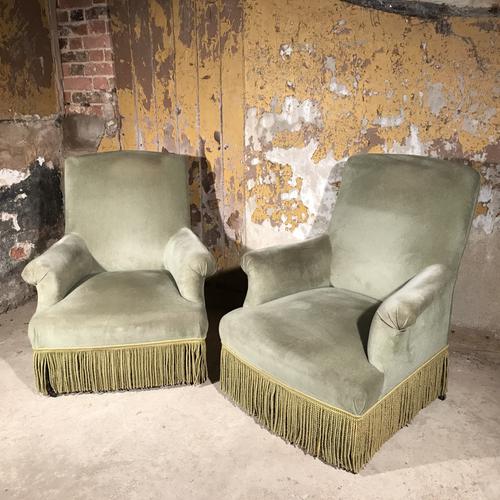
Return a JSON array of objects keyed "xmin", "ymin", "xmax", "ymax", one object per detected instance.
[
  {"xmin": 62, "ymin": 23, "xmax": 88, "ymax": 36},
  {"xmin": 84, "ymin": 62, "xmax": 113, "ymax": 76},
  {"xmin": 70, "ymin": 9, "xmax": 84, "ymax": 21},
  {"xmin": 64, "ymin": 91, "xmax": 72, "ymax": 104},
  {"xmin": 88, "ymin": 20, "xmax": 106, "ymax": 34},
  {"xmin": 92, "ymin": 76, "xmax": 110, "ymax": 90},
  {"xmin": 88, "ymin": 49, "xmax": 104, "ymax": 61},
  {"xmin": 85, "ymin": 6, "xmax": 108, "ymax": 20},
  {"xmin": 58, "ymin": 0, "xmax": 92, "ymax": 8},
  {"xmin": 63, "ymin": 76, "xmax": 93, "ymax": 90},
  {"xmin": 72, "ymin": 64, "xmax": 85, "ymax": 76},
  {"xmin": 56, "ymin": 10, "xmax": 69, "ymax": 23},
  {"xmin": 59, "ymin": 37, "xmax": 68, "ymax": 50},
  {"xmin": 9, "ymin": 243, "xmax": 31, "ymax": 261},
  {"xmin": 69, "ymin": 37, "xmax": 83, "ymax": 50},
  {"xmin": 104, "ymin": 49, "xmax": 113, "ymax": 61},
  {"xmin": 89, "ymin": 104, "xmax": 104, "ymax": 116},
  {"xmin": 83, "ymin": 34, "xmax": 111, "ymax": 49},
  {"xmin": 61, "ymin": 50, "xmax": 88, "ymax": 63}
]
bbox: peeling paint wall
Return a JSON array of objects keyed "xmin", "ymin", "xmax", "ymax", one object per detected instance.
[
  {"xmin": 243, "ymin": 1, "xmax": 498, "ymax": 247},
  {"xmin": 108, "ymin": 0, "xmax": 245, "ymax": 268},
  {"xmin": 0, "ymin": 0, "xmax": 58, "ymax": 118},
  {"xmin": 109, "ymin": 0, "xmax": 499, "ymax": 331},
  {"xmin": 0, "ymin": 1, "xmax": 63, "ymax": 313}
]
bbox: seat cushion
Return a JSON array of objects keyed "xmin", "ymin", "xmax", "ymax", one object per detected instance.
[
  {"xmin": 219, "ymin": 287, "xmax": 384, "ymax": 415},
  {"xmin": 29, "ymin": 271, "xmax": 208, "ymax": 349}
]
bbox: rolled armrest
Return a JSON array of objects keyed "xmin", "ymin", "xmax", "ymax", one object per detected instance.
[
  {"xmin": 164, "ymin": 227, "xmax": 216, "ymax": 303},
  {"xmin": 374, "ymin": 264, "xmax": 452, "ymax": 332},
  {"xmin": 367, "ymin": 264, "xmax": 453, "ymax": 385},
  {"xmin": 241, "ymin": 234, "xmax": 332, "ymax": 306},
  {"xmin": 21, "ymin": 233, "xmax": 100, "ymax": 311}
]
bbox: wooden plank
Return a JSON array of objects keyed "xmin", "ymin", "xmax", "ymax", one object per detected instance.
[
  {"xmin": 220, "ymin": 0, "xmax": 245, "ymax": 267},
  {"xmin": 150, "ymin": 0, "xmax": 178, "ymax": 154},
  {"xmin": 172, "ymin": 0, "xmax": 202, "ymax": 236},
  {"xmin": 128, "ymin": 0, "xmax": 158, "ymax": 150},
  {"xmin": 197, "ymin": 0, "xmax": 224, "ymax": 264},
  {"xmin": 108, "ymin": 0, "xmax": 138, "ymax": 149},
  {"xmin": 0, "ymin": 0, "xmax": 58, "ymax": 118},
  {"xmin": 172, "ymin": 0, "xmax": 200, "ymax": 156}
]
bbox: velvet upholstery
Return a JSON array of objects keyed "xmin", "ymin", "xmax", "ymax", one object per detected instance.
[
  {"xmin": 28, "ymin": 271, "xmax": 208, "ymax": 349},
  {"xmin": 328, "ymin": 154, "xmax": 479, "ymax": 300},
  {"xmin": 21, "ymin": 233, "xmax": 101, "ymax": 312},
  {"xmin": 164, "ymin": 227, "xmax": 216, "ymax": 303},
  {"xmin": 22, "ymin": 151, "xmax": 215, "ymax": 394},
  {"xmin": 369, "ymin": 264, "xmax": 453, "ymax": 392},
  {"xmin": 65, "ymin": 151, "xmax": 190, "ymax": 271},
  {"xmin": 242, "ymin": 234, "xmax": 332, "ymax": 306},
  {"xmin": 220, "ymin": 154, "xmax": 479, "ymax": 414},
  {"xmin": 220, "ymin": 287, "xmax": 383, "ymax": 414}
]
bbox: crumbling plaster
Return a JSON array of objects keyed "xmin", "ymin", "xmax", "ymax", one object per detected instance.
[
  {"xmin": 243, "ymin": 1, "xmax": 498, "ymax": 247},
  {"xmin": 0, "ymin": 1, "xmax": 63, "ymax": 313}
]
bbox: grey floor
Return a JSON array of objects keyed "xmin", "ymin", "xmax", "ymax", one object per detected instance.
[{"xmin": 1, "ymin": 295, "xmax": 499, "ymax": 499}]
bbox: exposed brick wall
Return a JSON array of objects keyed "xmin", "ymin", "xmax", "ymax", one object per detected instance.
[{"xmin": 57, "ymin": 0, "xmax": 116, "ymax": 120}]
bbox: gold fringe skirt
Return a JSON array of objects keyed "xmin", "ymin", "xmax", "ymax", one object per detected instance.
[
  {"xmin": 220, "ymin": 345, "xmax": 448, "ymax": 473},
  {"xmin": 34, "ymin": 339, "xmax": 207, "ymax": 395}
]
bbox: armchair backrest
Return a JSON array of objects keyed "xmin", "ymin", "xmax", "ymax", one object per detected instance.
[
  {"xmin": 65, "ymin": 151, "xmax": 190, "ymax": 271},
  {"xmin": 328, "ymin": 154, "xmax": 480, "ymax": 300}
]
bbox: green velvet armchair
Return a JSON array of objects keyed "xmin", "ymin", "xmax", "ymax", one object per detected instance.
[
  {"xmin": 22, "ymin": 151, "xmax": 216, "ymax": 396},
  {"xmin": 220, "ymin": 154, "xmax": 479, "ymax": 472}
]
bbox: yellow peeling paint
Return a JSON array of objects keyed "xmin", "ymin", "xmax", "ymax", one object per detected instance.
[
  {"xmin": 0, "ymin": 0, "xmax": 58, "ymax": 119},
  {"xmin": 220, "ymin": 0, "xmax": 245, "ymax": 267},
  {"xmin": 111, "ymin": 0, "xmax": 499, "ymax": 265},
  {"xmin": 197, "ymin": 0, "xmax": 224, "ymax": 265},
  {"xmin": 115, "ymin": 88, "xmax": 138, "ymax": 150},
  {"xmin": 249, "ymin": 162, "xmax": 308, "ymax": 231},
  {"xmin": 150, "ymin": 0, "xmax": 178, "ymax": 154},
  {"xmin": 97, "ymin": 133, "xmax": 121, "ymax": 153},
  {"xmin": 243, "ymin": 0, "xmax": 499, "ymax": 244}
]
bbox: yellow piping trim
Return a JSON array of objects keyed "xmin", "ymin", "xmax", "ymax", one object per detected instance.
[{"xmin": 34, "ymin": 338, "xmax": 204, "ymax": 352}]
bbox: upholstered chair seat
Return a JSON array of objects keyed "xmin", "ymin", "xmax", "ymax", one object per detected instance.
[
  {"xmin": 22, "ymin": 151, "xmax": 215, "ymax": 395},
  {"xmin": 221, "ymin": 287, "xmax": 382, "ymax": 415},
  {"xmin": 219, "ymin": 154, "xmax": 479, "ymax": 472},
  {"xmin": 29, "ymin": 271, "xmax": 208, "ymax": 349}
]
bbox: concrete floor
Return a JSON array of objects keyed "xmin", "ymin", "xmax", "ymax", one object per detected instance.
[{"xmin": 1, "ymin": 290, "xmax": 500, "ymax": 499}]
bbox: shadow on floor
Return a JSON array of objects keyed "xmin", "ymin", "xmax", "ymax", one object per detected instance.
[{"xmin": 204, "ymin": 268, "xmax": 247, "ymax": 383}]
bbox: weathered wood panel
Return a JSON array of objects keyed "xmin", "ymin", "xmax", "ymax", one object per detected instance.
[
  {"xmin": 150, "ymin": 0, "xmax": 178, "ymax": 154},
  {"xmin": 197, "ymin": 0, "xmax": 224, "ymax": 262},
  {"xmin": 109, "ymin": 0, "xmax": 138, "ymax": 149},
  {"xmin": 128, "ymin": 1, "xmax": 158, "ymax": 150},
  {"xmin": 0, "ymin": 0, "xmax": 58, "ymax": 118},
  {"xmin": 220, "ymin": 0, "xmax": 245, "ymax": 266}
]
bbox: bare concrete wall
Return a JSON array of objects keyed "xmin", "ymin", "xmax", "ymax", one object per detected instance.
[
  {"xmin": 0, "ymin": 1, "xmax": 63, "ymax": 313},
  {"xmin": 107, "ymin": 0, "xmax": 499, "ymax": 332}
]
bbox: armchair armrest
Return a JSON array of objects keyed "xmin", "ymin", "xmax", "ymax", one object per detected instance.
[
  {"xmin": 367, "ymin": 264, "xmax": 453, "ymax": 389},
  {"xmin": 164, "ymin": 227, "xmax": 216, "ymax": 303},
  {"xmin": 241, "ymin": 234, "xmax": 332, "ymax": 306},
  {"xmin": 21, "ymin": 233, "xmax": 101, "ymax": 311},
  {"xmin": 373, "ymin": 264, "xmax": 452, "ymax": 332}
]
